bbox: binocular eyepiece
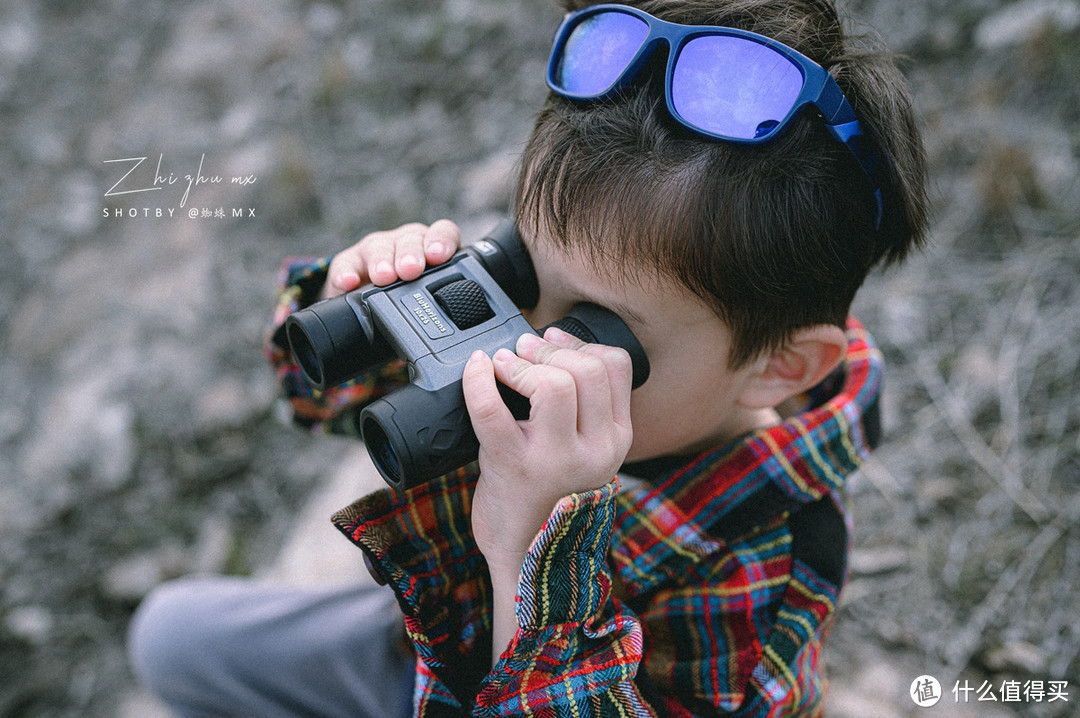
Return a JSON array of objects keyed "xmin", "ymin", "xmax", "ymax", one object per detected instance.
[{"xmin": 285, "ymin": 222, "xmax": 649, "ymax": 491}]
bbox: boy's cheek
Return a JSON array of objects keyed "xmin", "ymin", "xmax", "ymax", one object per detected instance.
[
  {"xmin": 624, "ymin": 381, "xmax": 736, "ymax": 462},
  {"xmin": 624, "ymin": 388, "xmax": 673, "ymax": 460},
  {"xmin": 520, "ymin": 303, "xmax": 574, "ymax": 333}
]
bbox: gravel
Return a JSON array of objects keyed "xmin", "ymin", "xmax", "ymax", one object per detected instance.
[{"xmin": 1, "ymin": 0, "xmax": 1078, "ymax": 716}]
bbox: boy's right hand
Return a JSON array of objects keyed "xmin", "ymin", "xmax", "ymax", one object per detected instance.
[{"xmin": 319, "ymin": 219, "xmax": 461, "ymax": 300}]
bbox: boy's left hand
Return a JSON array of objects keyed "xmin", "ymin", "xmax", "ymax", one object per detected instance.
[{"xmin": 461, "ymin": 327, "xmax": 634, "ymax": 573}]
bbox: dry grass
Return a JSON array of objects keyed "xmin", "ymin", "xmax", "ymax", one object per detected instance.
[
  {"xmin": 825, "ymin": 13, "xmax": 1080, "ymax": 705},
  {"xmin": 832, "ymin": 217, "xmax": 1080, "ymax": 712}
]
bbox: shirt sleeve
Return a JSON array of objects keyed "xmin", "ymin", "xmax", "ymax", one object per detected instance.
[
  {"xmin": 265, "ymin": 256, "xmax": 408, "ymax": 435},
  {"xmin": 332, "ymin": 474, "xmax": 658, "ymax": 717},
  {"xmin": 474, "ymin": 480, "xmax": 652, "ymax": 715}
]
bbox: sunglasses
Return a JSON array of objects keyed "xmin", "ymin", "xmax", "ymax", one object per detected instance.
[{"xmin": 546, "ymin": 3, "xmax": 883, "ymax": 228}]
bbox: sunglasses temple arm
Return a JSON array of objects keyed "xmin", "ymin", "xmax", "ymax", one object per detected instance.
[{"xmin": 828, "ymin": 120, "xmax": 884, "ymax": 231}]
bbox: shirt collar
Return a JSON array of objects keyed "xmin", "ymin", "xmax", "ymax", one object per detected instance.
[{"xmin": 609, "ymin": 318, "xmax": 882, "ymax": 595}]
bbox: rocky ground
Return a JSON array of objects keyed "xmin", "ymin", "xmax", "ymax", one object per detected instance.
[{"xmin": 1, "ymin": 0, "xmax": 1077, "ymax": 716}]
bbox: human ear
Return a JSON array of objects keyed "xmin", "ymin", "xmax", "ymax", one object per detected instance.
[{"xmin": 736, "ymin": 324, "xmax": 847, "ymax": 410}]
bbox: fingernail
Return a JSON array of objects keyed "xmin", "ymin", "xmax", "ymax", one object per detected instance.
[
  {"xmin": 493, "ymin": 348, "xmax": 515, "ymax": 363},
  {"xmin": 468, "ymin": 350, "xmax": 487, "ymax": 364},
  {"xmin": 339, "ymin": 271, "xmax": 360, "ymax": 290},
  {"xmin": 427, "ymin": 241, "xmax": 445, "ymax": 256},
  {"xmin": 544, "ymin": 326, "xmax": 575, "ymax": 345},
  {"xmin": 517, "ymin": 333, "xmax": 541, "ymax": 351},
  {"xmin": 374, "ymin": 260, "xmax": 393, "ymax": 277}
]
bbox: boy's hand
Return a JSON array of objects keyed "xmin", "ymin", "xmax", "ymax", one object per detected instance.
[
  {"xmin": 319, "ymin": 219, "xmax": 460, "ymax": 300},
  {"xmin": 462, "ymin": 326, "xmax": 634, "ymax": 571}
]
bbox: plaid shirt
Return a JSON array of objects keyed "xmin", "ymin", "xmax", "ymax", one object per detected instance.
[{"xmin": 269, "ymin": 258, "xmax": 883, "ymax": 717}]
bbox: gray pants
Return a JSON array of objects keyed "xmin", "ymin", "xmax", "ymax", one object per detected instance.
[{"xmin": 127, "ymin": 576, "xmax": 414, "ymax": 718}]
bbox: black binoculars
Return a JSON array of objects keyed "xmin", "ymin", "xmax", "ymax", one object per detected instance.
[{"xmin": 285, "ymin": 222, "xmax": 649, "ymax": 491}]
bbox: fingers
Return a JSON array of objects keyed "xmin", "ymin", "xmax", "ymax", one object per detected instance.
[
  {"xmin": 516, "ymin": 328, "xmax": 634, "ymax": 433},
  {"xmin": 462, "ymin": 350, "xmax": 523, "ymax": 452},
  {"xmin": 322, "ymin": 220, "xmax": 462, "ymax": 299},
  {"xmin": 491, "ymin": 347, "xmax": 580, "ymax": 437},
  {"xmin": 462, "ymin": 333, "xmax": 634, "ymax": 502},
  {"xmin": 361, "ymin": 222, "xmax": 428, "ymax": 285},
  {"xmin": 464, "ymin": 340, "xmax": 607, "ymax": 454},
  {"xmin": 388, "ymin": 223, "xmax": 427, "ymax": 282},
  {"xmin": 423, "ymin": 219, "xmax": 460, "ymax": 267},
  {"xmin": 323, "ymin": 243, "xmax": 366, "ymax": 298}
]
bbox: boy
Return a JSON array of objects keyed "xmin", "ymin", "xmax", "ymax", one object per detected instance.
[{"xmin": 129, "ymin": 0, "xmax": 927, "ymax": 715}]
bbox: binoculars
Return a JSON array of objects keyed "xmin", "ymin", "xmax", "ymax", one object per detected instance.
[{"xmin": 285, "ymin": 222, "xmax": 649, "ymax": 491}]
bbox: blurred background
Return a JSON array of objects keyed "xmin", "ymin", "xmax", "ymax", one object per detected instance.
[{"xmin": 0, "ymin": 0, "xmax": 1077, "ymax": 716}]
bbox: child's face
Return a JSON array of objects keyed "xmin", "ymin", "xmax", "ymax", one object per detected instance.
[{"xmin": 521, "ymin": 231, "xmax": 778, "ymax": 462}]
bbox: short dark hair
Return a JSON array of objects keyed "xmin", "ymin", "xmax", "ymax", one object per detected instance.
[{"xmin": 515, "ymin": 0, "xmax": 928, "ymax": 367}]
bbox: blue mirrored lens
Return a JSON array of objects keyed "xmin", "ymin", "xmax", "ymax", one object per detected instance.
[
  {"xmin": 554, "ymin": 12, "xmax": 650, "ymax": 96},
  {"xmin": 672, "ymin": 36, "xmax": 803, "ymax": 140}
]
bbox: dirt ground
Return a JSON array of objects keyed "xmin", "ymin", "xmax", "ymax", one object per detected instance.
[{"xmin": 1, "ymin": 0, "xmax": 1077, "ymax": 716}]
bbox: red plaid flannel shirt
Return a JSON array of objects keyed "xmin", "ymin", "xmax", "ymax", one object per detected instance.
[{"xmin": 269, "ymin": 258, "xmax": 884, "ymax": 716}]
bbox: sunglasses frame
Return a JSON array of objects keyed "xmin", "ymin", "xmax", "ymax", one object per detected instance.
[{"xmin": 546, "ymin": 3, "xmax": 883, "ymax": 227}]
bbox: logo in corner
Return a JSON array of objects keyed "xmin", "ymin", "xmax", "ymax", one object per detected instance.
[{"xmin": 910, "ymin": 675, "xmax": 942, "ymax": 707}]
